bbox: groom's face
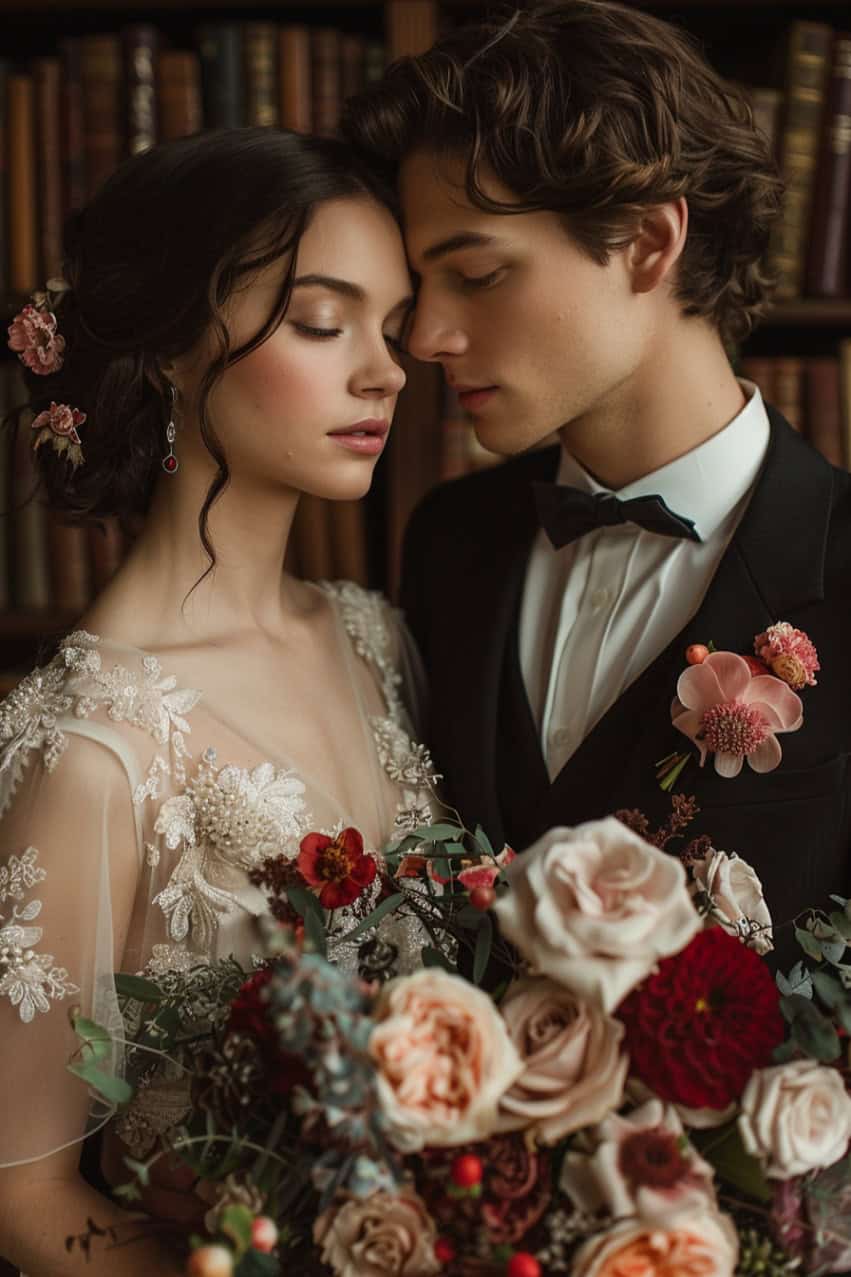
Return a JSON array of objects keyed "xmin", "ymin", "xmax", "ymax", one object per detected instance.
[{"xmin": 400, "ymin": 149, "xmax": 649, "ymax": 457}]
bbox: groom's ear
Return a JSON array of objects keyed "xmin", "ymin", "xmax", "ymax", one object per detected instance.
[{"xmin": 626, "ymin": 198, "xmax": 688, "ymax": 296}]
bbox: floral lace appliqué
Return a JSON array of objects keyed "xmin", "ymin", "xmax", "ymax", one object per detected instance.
[
  {"xmin": 0, "ymin": 847, "xmax": 80, "ymax": 1022},
  {"xmin": 152, "ymin": 750, "xmax": 312, "ymax": 950},
  {"xmin": 321, "ymin": 581, "xmax": 404, "ymax": 722}
]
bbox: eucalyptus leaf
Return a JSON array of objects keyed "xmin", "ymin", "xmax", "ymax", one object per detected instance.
[
  {"xmin": 221, "ymin": 1203, "xmax": 254, "ymax": 1253},
  {"xmin": 114, "ymin": 974, "xmax": 163, "ymax": 1003},
  {"xmin": 286, "ymin": 883, "xmax": 324, "ymax": 925},
  {"xmin": 812, "ymin": 969, "xmax": 846, "ymax": 1009},
  {"xmin": 788, "ymin": 998, "xmax": 841, "ymax": 1063},
  {"xmin": 67, "ymin": 1059, "xmax": 133, "ymax": 1105},
  {"xmin": 776, "ymin": 961, "xmax": 813, "ymax": 999},
  {"xmin": 474, "ymin": 825, "xmax": 495, "ymax": 858},
  {"xmin": 795, "ymin": 926, "xmax": 823, "ymax": 962},
  {"xmin": 71, "ymin": 1014, "xmax": 114, "ymax": 1063},
  {"xmin": 337, "ymin": 893, "xmax": 404, "ymax": 945},
  {"xmin": 410, "ymin": 822, "xmax": 464, "ymax": 842},
  {"xmin": 820, "ymin": 938, "xmax": 848, "ymax": 966},
  {"xmin": 422, "ymin": 947, "xmax": 456, "ymax": 973},
  {"xmin": 772, "ymin": 1039, "xmax": 801, "ymax": 1064},
  {"xmin": 473, "ymin": 914, "xmax": 493, "ymax": 985},
  {"xmin": 304, "ymin": 908, "xmax": 327, "ymax": 959},
  {"xmin": 830, "ymin": 911, "xmax": 851, "ymax": 942}
]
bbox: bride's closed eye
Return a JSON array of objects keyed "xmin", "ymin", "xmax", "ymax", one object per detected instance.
[
  {"xmin": 459, "ymin": 267, "xmax": 505, "ymax": 290},
  {"xmin": 293, "ymin": 322, "xmax": 343, "ymax": 339}
]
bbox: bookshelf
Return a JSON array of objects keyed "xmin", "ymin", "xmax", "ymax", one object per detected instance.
[{"xmin": 1, "ymin": 0, "xmax": 850, "ymax": 686}]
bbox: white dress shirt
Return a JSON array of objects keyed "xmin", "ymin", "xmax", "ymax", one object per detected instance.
[{"xmin": 518, "ymin": 381, "xmax": 771, "ymax": 779}]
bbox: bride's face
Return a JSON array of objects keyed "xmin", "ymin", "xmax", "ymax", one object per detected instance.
[{"xmin": 177, "ymin": 195, "xmax": 411, "ymax": 502}]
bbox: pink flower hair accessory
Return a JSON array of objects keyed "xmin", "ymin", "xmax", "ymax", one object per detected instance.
[
  {"xmin": 755, "ymin": 621, "xmax": 819, "ymax": 690},
  {"xmin": 671, "ymin": 651, "xmax": 802, "ymax": 779},
  {"xmin": 31, "ymin": 401, "xmax": 87, "ymax": 470},
  {"xmin": 7, "ymin": 278, "xmax": 70, "ymax": 376}
]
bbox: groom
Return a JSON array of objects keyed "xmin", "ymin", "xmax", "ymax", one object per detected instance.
[{"xmin": 343, "ymin": 0, "xmax": 851, "ymax": 957}]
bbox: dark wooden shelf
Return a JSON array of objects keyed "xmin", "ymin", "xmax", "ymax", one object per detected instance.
[{"xmin": 763, "ymin": 301, "xmax": 851, "ymax": 328}]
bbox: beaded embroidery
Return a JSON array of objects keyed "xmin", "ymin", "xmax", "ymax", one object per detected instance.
[{"xmin": 0, "ymin": 848, "xmax": 79, "ymax": 1022}]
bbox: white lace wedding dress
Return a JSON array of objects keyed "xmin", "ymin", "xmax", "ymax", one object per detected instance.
[{"xmin": 0, "ymin": 582, "xmax": 439, "ymax": 1171}]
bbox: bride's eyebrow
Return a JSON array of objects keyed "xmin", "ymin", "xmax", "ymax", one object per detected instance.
[{"xmin": 293, "ymin": 274, "xmax": 413, "ymax": 314}]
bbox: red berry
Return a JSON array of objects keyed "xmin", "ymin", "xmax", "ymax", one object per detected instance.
[
  {"xmin": 450, "ymin": 1153, "xmax": 484, "ymax": 1188},
  {"xmin": 470, "ymin": 885, "xmax": 497, "ymax": 911},
  {"xmin": 506, "ymin": 1255, "xmax": 542, "ymax": 1277},
  {"xmin": 685, "ymin": 643, "xmax": 709, "ymax": 665},
  {"xmin": 434, "ymin": 1237, "xmax": 456, "ymax": 1264},
  {"xmin": 742, "ymin": 654, "xmax": 770, "ymax": 677},
  {"xmin": 250, "ymin": 1216, "xmax": 278, "ymax": 1253}
]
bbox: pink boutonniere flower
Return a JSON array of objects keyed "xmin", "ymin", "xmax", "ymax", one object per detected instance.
[
  {"xmin": 31, "ymin": 401, "xmax": 87, "ymax": 469},
  {"xmin": 8, "ymin": 298, "xmax": 66, "ymax": 376},
  {"xmin": 658, "ymin": 624, "xmax": 818, "ymax": 788},
  {"xmin": 672, "ymin": 651, "xmax": 803, "ymax": 779}
]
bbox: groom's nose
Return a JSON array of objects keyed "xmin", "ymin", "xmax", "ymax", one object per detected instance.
[{"xmin": 406, "ymin": 293, "xmax": 469, "ymax": 363}]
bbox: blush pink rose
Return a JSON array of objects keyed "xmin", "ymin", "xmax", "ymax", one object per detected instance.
[
  {"xmin": 672, "ymin": 651, "xmax": 802, "ymax": 779},
  {"xmin": 369, "ymin": 968, "xmax": 524, "ymax": 1151},
  {"xmin": 496, "ymin": 976, "xmax": 628, "ymax": 1144},
  {"xmin": 494, "ymin": 818, "xmax": 700, "ymax": 1012},
  {"xmin": 560, "ymin": 1099, "xmax": 718, "ymax": 1225},
  {"xmin": 738, "ymin": 1059, "xmax": 851, "ymax": 1178},
  {"xmin": 572, "ymin": 1211, "xmax": 738, "ymax": 1277},
  {"xmin": 313, "ymin": 1190, "xmax": 440, "ymax": 1277}
]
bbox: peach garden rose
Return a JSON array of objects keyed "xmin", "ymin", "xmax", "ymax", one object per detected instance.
[
  {"xmin": 571, "ymin": 1210, "xmax": 738, "ymax": 1277},
  {"xmin": 493, "ymin": 817, "xmax": 700, "ymax": 1012},
  {"xmin": 369, "ymin": 968, "xmax": 524, "ymax": 1151}
]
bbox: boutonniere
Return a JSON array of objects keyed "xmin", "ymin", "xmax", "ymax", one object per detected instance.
[{"xmin": 657, "ymin": 622, "xmax": 820, "ymax": 790}]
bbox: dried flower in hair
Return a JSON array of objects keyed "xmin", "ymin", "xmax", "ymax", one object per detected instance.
[{"xmin": 31, "ymin": 401, "xmax": 87, "ymax": 469}]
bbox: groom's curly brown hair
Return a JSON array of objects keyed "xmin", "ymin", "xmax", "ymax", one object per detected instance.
[{"xmin": 341, "ymin": 0, "xmax": 784, "ymax": 348}]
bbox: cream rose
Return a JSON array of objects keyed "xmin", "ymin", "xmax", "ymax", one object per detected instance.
[
  {"xmin": 738, "ymin": 1058, "xmax": 851, "ymax": 1178},
  {"xmin": 560, "ymin": 1099, "xmax": 718, "ymax": 1225},
  {"xmin": 369, "ymin": 968, "xmax": 524, "ymax": 1151},
  {"xmin": 691, "ymin": 848, "xmax": 773, "ymax": 955},
  {"xmin": 314, "ymin": 1190, "xmax": 440, "ymax": 1277},
  {"xmin": 494, "ymin": 818, "xmax": 700, "ymax": 1011},
  {"xmin": 496, "ymin": 976, "xmax": 628, "ymax": 1143},
  {"xmin": 572, "ymin": 1211, "xmax": 738, "ymax": 1277}
]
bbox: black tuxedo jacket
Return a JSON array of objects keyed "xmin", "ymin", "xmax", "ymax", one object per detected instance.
[{"xmin": 401, "ymin": 410, "xmax": 851, "ymax": 969}]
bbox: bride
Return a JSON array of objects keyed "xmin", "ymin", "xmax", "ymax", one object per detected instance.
[{"xmin": 0, "ymin": 127, "xmax": 438, "ymax": 1276}]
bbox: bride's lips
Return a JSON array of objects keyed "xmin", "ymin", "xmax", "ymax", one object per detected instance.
[
  {"xmin": 456, "ymin": 386, "xmax": 498, "ymax": 413},
  {"xmin": 327, "ymin": 418, "xmax": 390, "ymax": 456}
]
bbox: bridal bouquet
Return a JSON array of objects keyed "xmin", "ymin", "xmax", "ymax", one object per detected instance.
[{"xmin": 69, "ymin": 803, "xmax": 851, "ymax": 1277}]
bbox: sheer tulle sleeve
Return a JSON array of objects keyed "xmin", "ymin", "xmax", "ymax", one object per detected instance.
[{"xmin": 0, "ymin": 722, "xmax": 142, "ymax": 1167}]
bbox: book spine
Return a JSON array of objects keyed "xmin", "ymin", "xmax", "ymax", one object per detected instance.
[
  {"xmin": 770, "ymin": 22, "xmax": 834, "ymax": 300},
  {"xmin": 311, "ymin": 29, "xmax": 341, "ymax": 137},
  {"xmin": 278, "ymin": 25, "xmax": 312, "ymax": 132},
  {"xmin": 8, "ymin": 370, "xmax": 50, "ymax": 609},
  {"xmin": 805, "ymin": 356, "xmax": 843, "ymax": 466},
  {"xmin": 158, "ymin": 51, "xmax": 203, "ymax": 141},
  {"xmin": 0, "ymin": 60, "xmax": 9, "ymax": 301},
  {"xmin": 8, "ymin": 74, "xmax": 38, "ymax": 297},
  {"xmin": 0, "ymin": 367, "xmax": 12, "ymax": 609},
  {"xmin": 79, "ymin": 34, "xmax": 123, "ymax": 199},
  {"xmin": 124, "ymin": 25, "xmax": 159, "ymax": 157},
  {"xmin": 744, "ymin": 85, "xmax": 783, "ymax": 158},
  {"xmin": 197, "ymin": 24, "xmax": 244, "ymax": 128},
  {"xmin": 243, "ymin": 22, "xmax": 279, "ymax": 127},
  {"xmin": 60, "ymin": 39, "xmax": 87, "ymax": 216},
  {"xmin": 772, "ymin": 356, "xmax": 805, "ymax": 431},
  {"xmin": 807, "ymin": 33, "xmax": 851, "ymax": 298},
  {"xmin": 33, "ymin": 57, "xmax": 63, "ymax": 281},
  {"xmin": 340, "ymin": 35, "xmax": 366, "ymax": 101}
]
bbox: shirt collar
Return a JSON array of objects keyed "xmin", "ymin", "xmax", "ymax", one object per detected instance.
[{"xmin": 555, "ymin": 379, "xmax": 771, "ymax": 542}]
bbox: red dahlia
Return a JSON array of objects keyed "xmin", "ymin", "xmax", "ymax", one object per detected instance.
[
  {"xmin": 615, "ymin": 927, "xmax": 784, "ymax": 1111},
  {"xmin": 297, "ymin": 827, "xmax": 377, "ymax": 909}
]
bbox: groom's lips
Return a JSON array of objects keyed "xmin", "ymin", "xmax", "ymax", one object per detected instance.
[{"xmin": 455, "ymin": 385, "xmax": 498, "ymax": 413}]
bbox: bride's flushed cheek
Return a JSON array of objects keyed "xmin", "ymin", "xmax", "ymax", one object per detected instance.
[{"xmin": 224, "ymin": 336, "xmax": 335, "ymax": 426}]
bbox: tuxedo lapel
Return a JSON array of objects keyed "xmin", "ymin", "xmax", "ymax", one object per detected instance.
[
  {"xmin": 432, "ymin": 447, "xmax": 559, "ymax": 840},
  {"xmin": 535, "ymin": 412, "xmax": 834, "ymax": 832}
]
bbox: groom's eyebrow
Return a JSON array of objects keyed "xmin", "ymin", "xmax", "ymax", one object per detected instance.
[{"xmin": 421, "ymin": 232, "xmax": 499, "ymax": 262}]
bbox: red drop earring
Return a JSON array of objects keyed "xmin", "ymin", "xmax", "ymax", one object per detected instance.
[{"xmin": 162, "ymin": 384, "xmax": 179, "ymax": 474}]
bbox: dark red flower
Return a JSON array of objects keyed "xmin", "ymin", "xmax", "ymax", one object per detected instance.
[
  {"xmin": 616, "ymin": 927, "xmax": 784, "ymax": 1111},
  {"xmin": 420, "ymin": 1134, "xmax": 550, "ymax": 1249},
  {"xmin": 297, "ymin": 827, "xmax": 377, "ymax": 908},
  {"xmin": 619, "ymin": 1128, "xmax": 690, "ymax": 1191},
  {"xmin": 227, "ymin": 966, "xmax": 308, "ymax": 1096}
]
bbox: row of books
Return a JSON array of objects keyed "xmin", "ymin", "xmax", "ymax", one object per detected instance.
[
  {"xmin": 746, "ymin": 23, "xmax": 851, "ymax": 301},
  {"xmin": 738, "ymin": 347, "xmax": 851, "ymax": 469},
  {"xmin": 0, "ymin": 20, "xmax": 386, "ymax": 300},
  {"xmin": 0, "ymin": 362, "xmax": 373, "ymax": 613}
]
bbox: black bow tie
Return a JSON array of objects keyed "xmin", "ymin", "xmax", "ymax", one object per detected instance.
[{"xmin": 532, "ymin": 482, "xmax": 701, "ymax": 549}]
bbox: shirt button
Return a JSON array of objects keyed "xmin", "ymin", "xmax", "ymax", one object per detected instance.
[{"xmin": 590, "ymin": 587, "xmax": 612, "ymax": 612}]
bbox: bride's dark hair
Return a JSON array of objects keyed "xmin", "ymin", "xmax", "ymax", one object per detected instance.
[{"xmin": 4, "ymin": 126, "xmax": 396, "ymax": 573}]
